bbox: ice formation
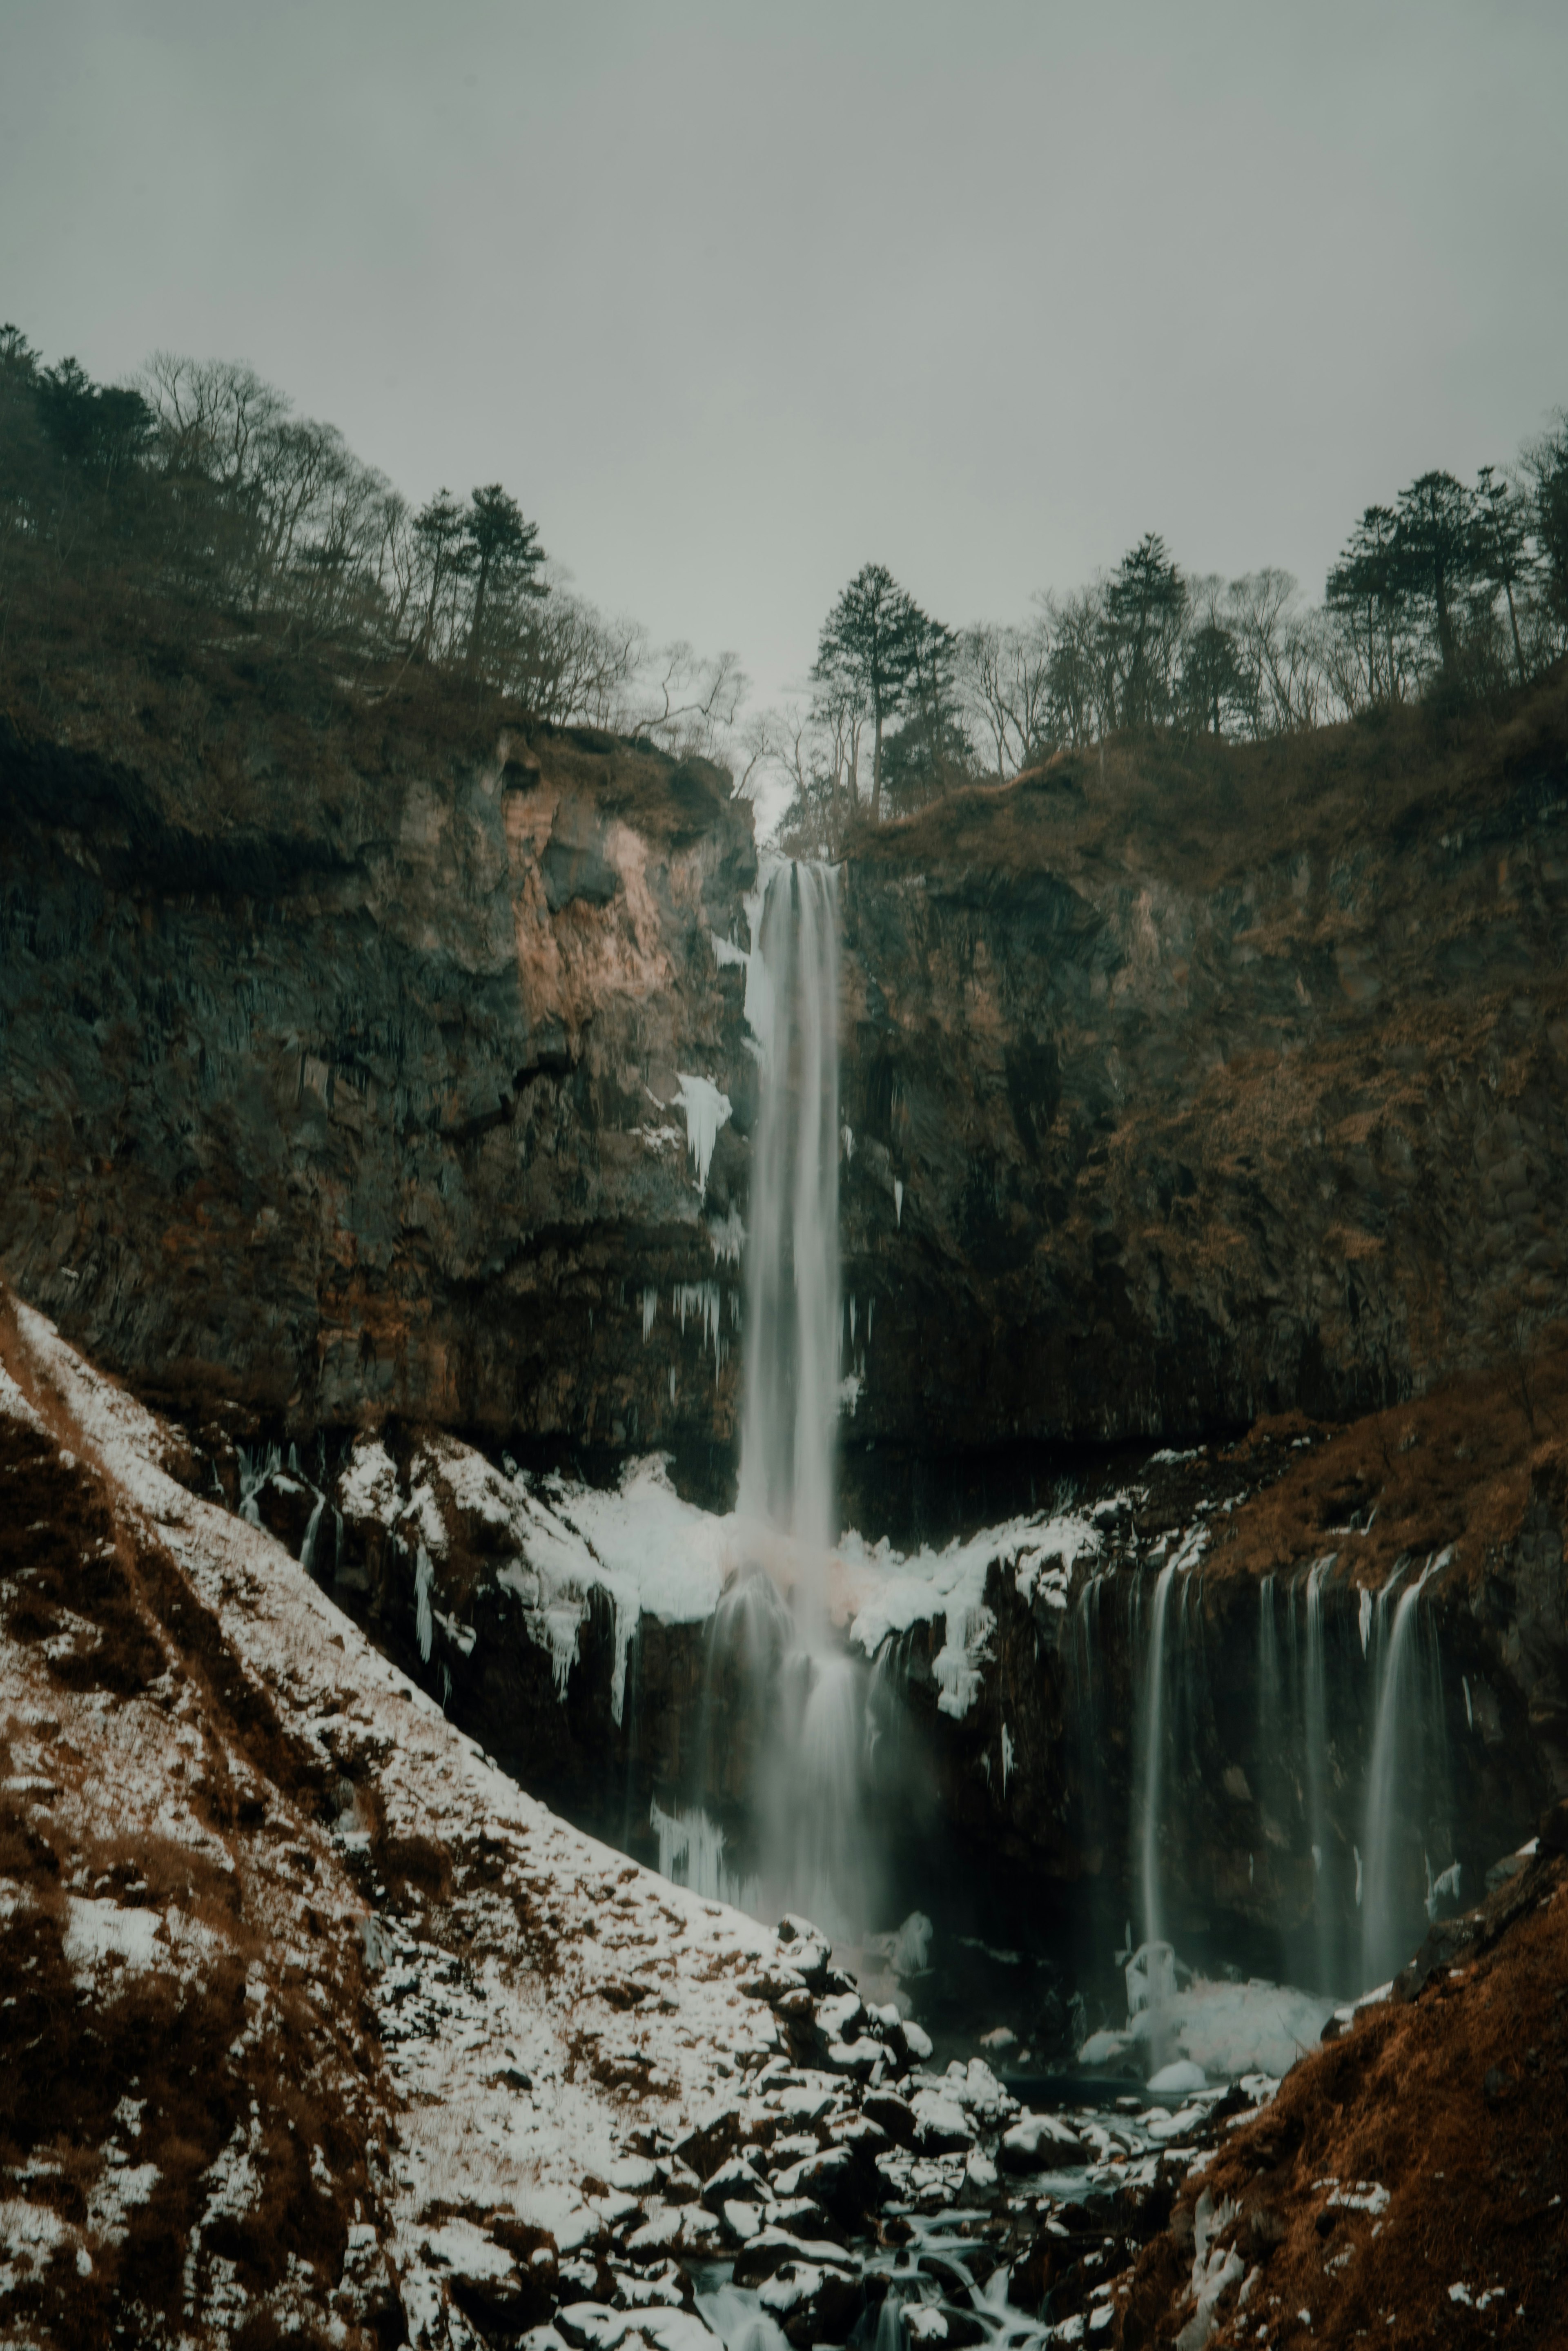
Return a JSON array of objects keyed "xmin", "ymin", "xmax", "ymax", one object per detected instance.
[{"xmin": 674, "ymin": 1072, "xmax": 733, "ymax": 1194}]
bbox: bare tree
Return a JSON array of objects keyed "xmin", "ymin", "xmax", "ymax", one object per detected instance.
[
  {"xmin": 961, "ymin": 612, "xmax": 1053, "ymax": 777},
  {"xmin": 1042, "ymin": 586, "xmax": 1110, "ymax": 748},
  {"xmin": 510, "ymin": 590, "xmax": 644, "ymax": 725},
  {"xmin": 1225, "ymin": 570, "xmax": 1331, "ymax": 734},
  {"xmin": 630, "ymin": 642, "xmax": 748, "ymax": 761}
]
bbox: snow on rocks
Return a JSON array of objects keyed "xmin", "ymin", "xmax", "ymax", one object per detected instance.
[
  {"xmin": 0, "ymin": 1297, "xmax": 822, "ymax": 2342},
  {"xmin": 1000, "ymin": 2113, "xmax": 1089, "ymax": 2173},
  {"xmin": 336, "ymin": 1431, "xmax": 733, "ymax": 1724},
  {"xmin": 842, "ymin": 1511, "xmax": 1105, "ymax": 1720},
  {"xmin": 0, "ymin": 1290, "xmax": 1305, "ymax": 2349}
]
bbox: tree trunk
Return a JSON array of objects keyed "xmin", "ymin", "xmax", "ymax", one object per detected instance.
[
  {"xmin": 468, "ymin": 553, "xmax": 491, "ymax": 669},
  {"xmin": 1505, "ymin": 580, "xmax": 1526, "ymax": 685},
  {"xmin": 1434, "ymin": 555, "xmax": 1455, "ymax": 674}
]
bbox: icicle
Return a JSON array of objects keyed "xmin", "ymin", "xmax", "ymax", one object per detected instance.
[
  {"xmin": 893, "ymin": 1178, "xmax": 904, "ymax": 1228},
  {"xmin": 610, "ymin": 1596, "xmax": 639, "ymax": 1726},
  {"xmin": 674, "ymin": 1072, "xmax": 732, "ymax": 1194},
  {"xmin": 641, "ymin": 1286, "xmax": 657, "ymax": 1340}
]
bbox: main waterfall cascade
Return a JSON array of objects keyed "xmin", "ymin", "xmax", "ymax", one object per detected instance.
[
  {"xmin": 736, "ymin": 859, "xmax": 840, "ymax": 1579},
  {"xmin": 659, "ymin": 859, "xmax": 878, "ymax": 1940}
]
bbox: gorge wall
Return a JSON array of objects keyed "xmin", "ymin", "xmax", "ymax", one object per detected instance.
[{"xmin": 5, "ymin": 691, "xmax": 1568, "ymax": 1482}]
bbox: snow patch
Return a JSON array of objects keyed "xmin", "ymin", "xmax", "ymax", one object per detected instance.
[
  {"xmin": 339, "ymin": 1439, "xmax": 400, "ymax": 1528},
  {"xmin": 844, "ymin": 1505, "xmax": 1106, "ymax": 1718},
  {"xmin": 63, "ymin": 1896, "xmax": 162, "ymax": 1974}
]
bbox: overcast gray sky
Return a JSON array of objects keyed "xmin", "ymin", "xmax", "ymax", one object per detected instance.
[{"xmin": 3, "ymin": 1, "xmax": 1566, "ymax": 712}]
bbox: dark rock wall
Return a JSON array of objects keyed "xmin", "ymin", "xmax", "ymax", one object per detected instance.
[
  {"xmin": 0, "ymin": 720, "xmax": 757, "ymax": 1452},
  {"xmin": 837, "ymin": 756, "xmax": 1568, "ymax": 1450},
  {"xmin": 6, "ymin": 715, "xmax": 1568, "ymax": 1470}
]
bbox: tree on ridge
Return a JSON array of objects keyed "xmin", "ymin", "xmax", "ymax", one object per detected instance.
[{"xmin": 812, "ymin": 563, "xmax": 927, "ymax": 822}]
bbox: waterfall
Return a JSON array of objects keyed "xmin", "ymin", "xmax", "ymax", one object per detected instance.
[
  {"xmin": 675, "ymin": 860, "xmax": 867, "ymax": 1934},
  {"xmin": 1137, "ymin": 1557, "xmax": 1180, "ymax": 1946},
  {"xmin": 1361, "ymin": 1552, "xmax": 1450, "ymax": 1988},
  {"xmin": 737, "ymin": 860, "xmax": 841, "ymax": 1595},
  {"xmin": 1071, "ymin": 1571, "xmax": 1108, "ymax": 1866},
  {"xmin": 1257, "ymin": 1575, "xmax": 1280, "ymax": 1761},
  {"xmin": 1303, "ymin": 1553, "xmax": 1337, "ymax": 1991}
]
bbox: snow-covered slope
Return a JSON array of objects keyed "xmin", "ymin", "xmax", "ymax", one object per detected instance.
[{"xmin": 0, "ymin": 1294, "xmax": 786, "ymax": 2342}]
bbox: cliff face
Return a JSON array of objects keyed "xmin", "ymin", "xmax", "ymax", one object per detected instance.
[
  {"xmin": 836, "ymin": 705, "xmax": 1568, "ymax": 1460},
  {"xmin": 0, "ymin": 716, "xmax": 757, "ymax": 1460},
  {"xmin": 5, "ymin": 686, "xmax": 1568, "ymax": 1474}
]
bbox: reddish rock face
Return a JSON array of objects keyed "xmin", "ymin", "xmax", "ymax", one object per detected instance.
[{"xmin": 0, "ymin": 717, "xmax": 758, "ymax": 1457}]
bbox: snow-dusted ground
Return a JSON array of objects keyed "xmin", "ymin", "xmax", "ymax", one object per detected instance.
[{"xmin": 0, "ymin": 1297, "xmax": 1287, "ymax": 2347}]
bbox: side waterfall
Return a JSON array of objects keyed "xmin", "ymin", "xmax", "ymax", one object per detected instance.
[
  {"xmin": 1134, "ymin": 1544, "xmax": 1454, "ymax": 1997},
  {"xmin": 1136, "ymin": 1558, "xmax": 1180, "ymax": 1946},
  {"xmin": 1302, "ymin": 1552, "xmax": 1337, "ymax": 1992},
  {"xmin": 1361, "ymin": 1552, "xmax": 1452, "ymax": 1988}
]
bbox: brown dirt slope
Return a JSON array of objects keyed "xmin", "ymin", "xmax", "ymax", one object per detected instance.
[
  {"xmin": 1206, "ymin": 1321, "xmax": 1568, "ymax": 1598},
  {"xmin": 1115, "ymin": 1827, "xmax": 1568, "ymax": 2347},
  {"xmin": 0, "ymin": 1297, "xmax": 396, "ymax": 2345}
]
